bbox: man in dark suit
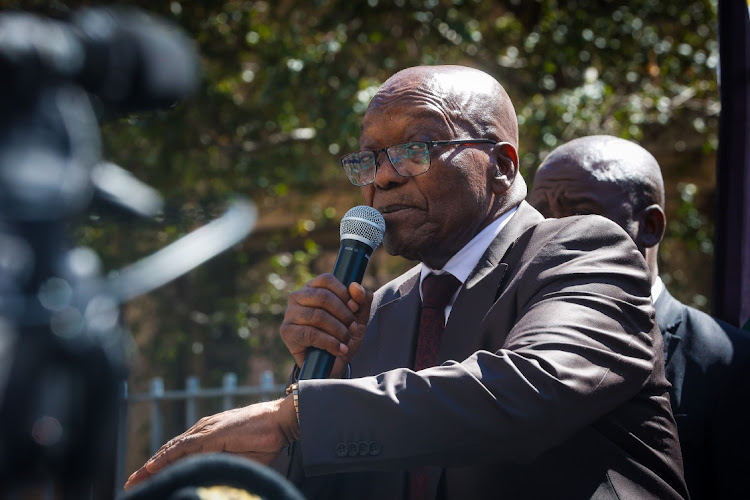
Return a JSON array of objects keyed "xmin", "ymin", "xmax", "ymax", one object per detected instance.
[
  {"xmin": 529, "ymin": 134, "xmax": 750, "ymax": 500},
  {"xmin": 125, "ymin": 67, "xmax": 688, "ymax": 499}
]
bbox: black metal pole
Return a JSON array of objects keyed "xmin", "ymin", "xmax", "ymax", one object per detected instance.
[{"xmin": 712, "ymin": 0, "xmax": 750, "ymax": 327}]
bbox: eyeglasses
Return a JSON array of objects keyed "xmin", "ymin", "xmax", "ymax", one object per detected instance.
[{"xmin": 340, "ymin": 139, "xmax": 498, "ymax": 186}]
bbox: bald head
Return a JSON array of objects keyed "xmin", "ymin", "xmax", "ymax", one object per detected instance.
[
  {"xmin": 529, "ymin": 135, "xmax": 666, "ymax": 279},
  {"xmin": 369, "ymin": 65, "xmax": 519, "ymax": 152},
  {"xmin": 537, "ymin": 135, "xmax": 664, "ymax": 209},
  {"xmin": 357, "ymin": 65, "xmax": 525, "ymax": 267}
]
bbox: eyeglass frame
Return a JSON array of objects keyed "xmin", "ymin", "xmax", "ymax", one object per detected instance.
[{"xmin": 339, "ymin": 139, "xmax": 499, "ymax": 186}]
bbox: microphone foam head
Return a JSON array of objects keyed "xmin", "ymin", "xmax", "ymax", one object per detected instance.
[{"xmin": 340, "ymin": 205, "xmax": 386, "ymax": 250}]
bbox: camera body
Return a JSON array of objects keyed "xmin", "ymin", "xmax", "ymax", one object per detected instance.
[{"xmin": 0, "ymin": 6, "xmax": 199, "ymax": 494}]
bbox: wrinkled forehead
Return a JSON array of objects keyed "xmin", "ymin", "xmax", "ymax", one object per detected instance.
[
  {"xmin": 372, "ymin": 68, "xmax": 497, "ymax": 112},
  {"xmin": 360, "ymin": 92, "xmax": 454, "ymax": 143},
  {"xmin": 534, "ymin": 162, "xmax": 639, "ymax": 223},
  {"xmin": 362, "ymin": 67, "xmax": 510, "ymax": 142},
  {"xmin": 534, "ymin": 158, "xmax": 593, "ymax": 190},
  {"xmin": 532, "ymin": 161, "xmax": 628, "ymax": 211},
  {"xmin": 543, "ymin": 137, "xmax": 658, "ymax": 181}
]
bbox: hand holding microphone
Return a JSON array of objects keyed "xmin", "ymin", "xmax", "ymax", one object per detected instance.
[
  {"xmin": 127, "ymin": 207, "xmax": 384, "ymax": 490},
  {"xmin": 280, "ymin": 206, "xmax": 385, "ymax": 379}
]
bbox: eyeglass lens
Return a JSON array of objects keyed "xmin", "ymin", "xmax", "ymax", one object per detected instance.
[{"xmin": 342, "ymin": 142, "xmax": 431, "ymax": 186}]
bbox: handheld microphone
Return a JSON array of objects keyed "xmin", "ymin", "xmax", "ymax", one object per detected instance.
[{"xmin": 298, "ymin": 206, "xmax": 385, "ymax": 380}]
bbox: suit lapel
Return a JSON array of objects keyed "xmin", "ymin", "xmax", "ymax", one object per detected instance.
[
  {"xmin": 654, "ymin": 287, "xmax": 686, "ymax": 408},
  {"xmin": 440, "ymin": 261, "xmax": 508, "ymax": 362},
  {"xmin": 440, "ymin": 202, "xmax": 543, "ymax": 363},
  {"xmin": 654, "ymin": 288, "xmax": 685, "ymax": 366},
  {"xmin": 354, "ymin": 271, "xmax": 422, "ymax": 375}
]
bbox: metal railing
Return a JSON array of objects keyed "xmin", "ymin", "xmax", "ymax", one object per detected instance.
[{"xmin": 115, "ymin": 370, "xmax": 287, "ymax": 495}]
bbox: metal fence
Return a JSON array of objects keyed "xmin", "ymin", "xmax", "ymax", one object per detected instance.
[{"xmin": 114, "ymin": 370, "xmax": 287, "ymax": 495}]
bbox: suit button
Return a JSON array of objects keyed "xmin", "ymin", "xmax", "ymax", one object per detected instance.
[
  {"xmin": 368, "ymin": 441, "xmax": 382, "ymax": 456},
  {"xmin": 348, "ymin": 442, "xmax": 359, "ymax": 457},
  {"xmin": 336, "ymin": 443, "xmax": 348, "ymax": 457},
  {"xmin": 358, "ymin": 441, "xmax": 369, "ymax": 456}
]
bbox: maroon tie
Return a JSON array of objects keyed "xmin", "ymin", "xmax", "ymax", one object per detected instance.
[
  {"xmin": 408, "ymin": 272, "xmax": 461, "ymax": 500},
  {"xmin": 414, "ymin": 273, "xmax": 461, "ymax": 371}
]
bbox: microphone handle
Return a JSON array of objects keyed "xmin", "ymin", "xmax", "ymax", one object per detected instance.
[{"xmin": 298, "ymin": 239, "xmax": 372, "ymax": 380}]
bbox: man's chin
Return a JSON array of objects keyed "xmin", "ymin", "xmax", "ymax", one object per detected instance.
[{"xmin": 382, "ymin": 234, "xmax": 420, "ymax": 262}]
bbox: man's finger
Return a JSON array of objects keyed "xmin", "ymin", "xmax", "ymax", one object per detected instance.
[
  {"xmin": 305, "ymin": 273, "xmax": 350, "ymax": 300},
  {"xmin": 297, "ymin": 304, "xmax": 353, "ymax": 342},
  {"xmin": 124, "ymin": 467, "xmax": 151, "ymax": 490},
  {"xmin": 348, "ymin": 282, "xmax": 373, "ymax": 322},
  {"xmin": 146, "ymin": 434, "xmax": 203, "ymax": 474},
  {"xmin": 123, "ymin": 435, "xmax": 184, "ymax": 490},
  {"xmin": 292, "ymin": 287, "xmax": 356, "ymax": 328}
]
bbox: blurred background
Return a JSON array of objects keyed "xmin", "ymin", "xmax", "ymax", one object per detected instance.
[{"xmin": 0, "ymin": 0, "xmax": 725, "ymax": 494}]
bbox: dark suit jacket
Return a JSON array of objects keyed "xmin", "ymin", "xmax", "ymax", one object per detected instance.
[
  {"xmin": 656, "ymin": 288, "xmax": 750, "ymax": 500},
  {"xmin": 275, "ymin": 202, "xmax": 688, "ymax": 499}
]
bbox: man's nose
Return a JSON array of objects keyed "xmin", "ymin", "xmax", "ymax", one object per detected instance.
[{"xmin": 373, "ymin": 152, "xmax": 407, "ymax": 189}]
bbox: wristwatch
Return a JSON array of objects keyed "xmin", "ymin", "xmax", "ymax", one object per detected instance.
[{"xmin": 287, "ymin": 383, "xmax": 300, "ymax": 423}]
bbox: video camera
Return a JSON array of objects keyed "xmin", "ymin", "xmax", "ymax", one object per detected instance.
[{"xmin": 0, "ymin": 6, "xmax": 256, "ymax": 497}]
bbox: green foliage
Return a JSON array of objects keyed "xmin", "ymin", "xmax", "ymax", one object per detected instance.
[
  {"xmin": 661, "ymin": 182, "xmax": 715, "ymax": 310},
  {"xmin": 1, "ymin": 0, "xmax": 720, "ymax": 385}
]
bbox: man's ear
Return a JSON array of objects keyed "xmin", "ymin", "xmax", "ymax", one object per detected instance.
[
  {"xmin": 491, "ymin": 142, "xmax": 519, "ymax": 194},
  {"xmin": 639, "ymin": 204, "xmax": 666, "ymax": 248}
]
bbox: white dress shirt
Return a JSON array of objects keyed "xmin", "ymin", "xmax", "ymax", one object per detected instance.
[
  {"xmin": 651, "ymin": 275, "xmax": 664, "ymax": 303},
  {"xmin": 420, "ymin": 205, "xmax": 519, "ymax": 322}
]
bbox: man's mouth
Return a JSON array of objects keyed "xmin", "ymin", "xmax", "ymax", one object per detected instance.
[{"xmin": 378, "ymin": 204, "xmax": 416, "ymax": 215}]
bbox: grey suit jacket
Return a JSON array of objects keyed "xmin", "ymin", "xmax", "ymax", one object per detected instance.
[
  {"xmin": 656, "ymin": 287, "xmax": 750, "ymax": 500},
  {"xmin": 276, "ymin": 202, "xmax": 688, "ymax": 499}
]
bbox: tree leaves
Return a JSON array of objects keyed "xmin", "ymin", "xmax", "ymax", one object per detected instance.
[{"xmin": 1, "ymin": 0, "xmax": 720, "ymax": 389}]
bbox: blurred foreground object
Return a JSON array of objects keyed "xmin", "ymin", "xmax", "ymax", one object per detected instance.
[
  {"xmin": 0, "ymin": 6, "xmax": 256, "ymax": 498},
  {"xmin": 119, "ymin": 453, "xmax": 305, "ymax": 500},
  {"xmin": 0, "ymin": 5, "xmax": 199, "ymax": 114}
]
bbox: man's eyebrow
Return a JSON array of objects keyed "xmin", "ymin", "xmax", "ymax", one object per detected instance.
[
  {"xmin": 560, "ymin": 195, "xmax": 599, "ymax": 205},
  {"xmin": 554, "ymin": 191, "xmax": 601, "ymax": 207},
  {"xmin": 559, "ymin": 192, "xmax": 588, "ymax": 202}
]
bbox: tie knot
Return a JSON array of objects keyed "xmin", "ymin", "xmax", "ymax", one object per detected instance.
[{"xmin": 421, "ymin": 273, "xmax": 461, "ymax": 310}]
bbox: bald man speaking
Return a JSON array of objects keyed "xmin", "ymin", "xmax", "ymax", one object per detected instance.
[{"xmin": 128, "ymin": 71, "xmax": 688, "ymax": 500}]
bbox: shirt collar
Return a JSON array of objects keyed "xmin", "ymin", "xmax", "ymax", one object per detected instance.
[
  {"xmin": 651, "ymin": 275, "xmax": 664, "ymax": 302},
  {"xmin": 420, "ymin": 205, "xmax": 519, "ymax": 287}
]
